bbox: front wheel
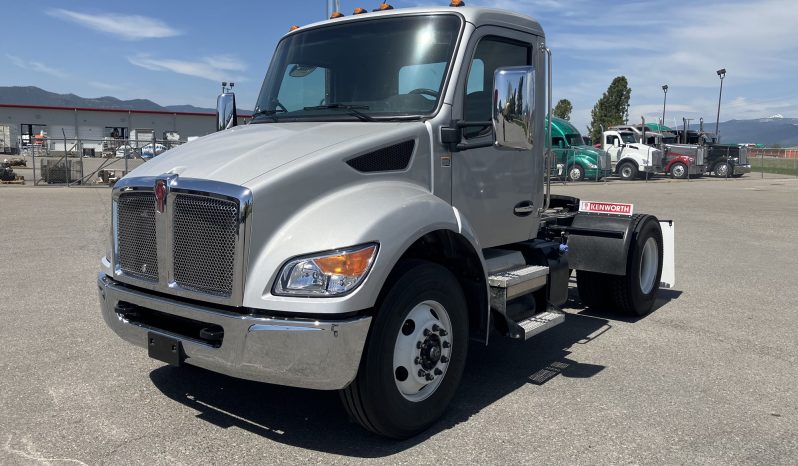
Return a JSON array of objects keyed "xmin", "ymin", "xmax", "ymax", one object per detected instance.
[
  {"xmin": 670, "ymin": 162, "xmax": 688, "ymax": 179},
  {"xmin": 567, "ymin": 164, "xmax": 585, "ymax": 182},
  {"xmin": 340, "ymin": 261, "xmax": 468, "ymax": 439},
  {"xmin": 618, "ymin": 162, "xmax": 638, "ymax": 180},
  {"xmin": 713, "ymin": 162, "xmax": 730, "ymax": 177}
]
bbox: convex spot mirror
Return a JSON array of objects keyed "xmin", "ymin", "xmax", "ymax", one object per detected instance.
[
  {"xmin": 289, "ymin": 64, "xmax": 318, "ymax": 78},
  {"xmin": 492, "ymin": 66, "xmax": 535, "ymax": 151}
]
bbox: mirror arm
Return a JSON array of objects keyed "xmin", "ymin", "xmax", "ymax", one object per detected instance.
[{"xmin": 441, "ymin": 120, "xmax": 494, "ymax": 152}]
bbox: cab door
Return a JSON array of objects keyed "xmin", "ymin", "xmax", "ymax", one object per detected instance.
[
  {"xmin": 451, "ymin": 29, "xmax": 542, "ymax": 248},
  {"xmin": 604, "ymin": 132, "xmax": 622, "ymax": 169}
]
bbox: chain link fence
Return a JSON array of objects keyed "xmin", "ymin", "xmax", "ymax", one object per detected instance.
[{"xmin": 1, "ymin": 137, "xmax": 187, "ymax": 187}]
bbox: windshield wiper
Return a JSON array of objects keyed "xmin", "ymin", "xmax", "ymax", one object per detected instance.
[
  {"xmin": 302, "ymin": 104, "xmax": 375, "ymax": 122},
  {"xmin": 250, "ymin": 108, "xmax": 285, "ymax": 122}
]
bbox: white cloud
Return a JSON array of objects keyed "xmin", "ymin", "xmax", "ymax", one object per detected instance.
[
  {"xmin": 6, "ymin": 54, "xmax": 68, "ymax": 78},
  {"xmin": 128, "ymin": 54, "xmax": 247, "ymax": 83},
  {"xmin": 47, "ymin": 9, "xmax": 180, "ymax": 40}
]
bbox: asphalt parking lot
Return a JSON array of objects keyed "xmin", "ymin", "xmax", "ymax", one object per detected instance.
[{"xmin": 1, "ymin": 175, "xmax": 796, "ymax": 465}]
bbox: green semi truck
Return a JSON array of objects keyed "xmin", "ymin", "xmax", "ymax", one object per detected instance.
[{"xmin": 548, "ymin": 117, "xmax": 611, "ymax": 181}]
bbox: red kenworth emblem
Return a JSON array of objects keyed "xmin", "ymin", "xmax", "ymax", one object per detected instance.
[{"xmin": 155, "ymin": 179, "xmax": 167, "ymax": 213}]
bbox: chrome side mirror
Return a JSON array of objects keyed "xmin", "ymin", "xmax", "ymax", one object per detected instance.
[
  {"xmin": 216, "ymin": 92, "xmax": 238, "ymax": 131},
  {"xmin": 492, "ymin": 66, "xmax": 535, "ymax": 151}
]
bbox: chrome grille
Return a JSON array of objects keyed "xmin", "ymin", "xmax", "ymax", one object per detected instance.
[
  {"xmin": 739, "ymin": 146, "xmax": 749, "ymax": 165},
  {"xmin": 116, "ymin": 192, "xmax": 158, "ymax": 281},
  {"xmin": 172, "ymin": 194, "xmax": 240, "ymax": 296}
]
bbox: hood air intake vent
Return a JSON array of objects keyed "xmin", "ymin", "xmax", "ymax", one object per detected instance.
[{"xmin": 346, "ymin": 140, "xmax": 415, "ymax": 172}]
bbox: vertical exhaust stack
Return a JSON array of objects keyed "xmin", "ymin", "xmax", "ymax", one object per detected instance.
[{"xmin": 327, "ymin": 0, "xmax": 341, "ymax": 18}]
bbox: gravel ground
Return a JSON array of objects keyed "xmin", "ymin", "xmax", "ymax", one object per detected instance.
[{"xmin": 0, "ymin": 175, "xmax": 796, "ymax": 465}]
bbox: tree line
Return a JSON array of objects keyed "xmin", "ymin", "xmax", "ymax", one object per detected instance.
[{"xmin": 552, "ymin": 76, "xmax": 632, "ymax": 143}]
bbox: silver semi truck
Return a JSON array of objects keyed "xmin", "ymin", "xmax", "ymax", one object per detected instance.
[{"xmin": 98, "ymin": 5, "xmax": 675, "ymax": 439}]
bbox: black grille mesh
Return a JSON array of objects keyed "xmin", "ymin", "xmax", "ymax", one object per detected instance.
[
  {"xmin": 172, "ymin": 194, "xmax": 240, "ymax": 297},
  {"xmin": 346, "ymin": 140, "xmax": 415, "ymax": 172},
  {"xmin": 117, "ymin": 192, "xmax": 159, "ymax": 281}
]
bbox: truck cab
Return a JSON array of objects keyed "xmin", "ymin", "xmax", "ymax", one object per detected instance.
[
  {"xmin": 98, "ymin": 5, "xmax": 674, "ymax": 439},
  {"xmin": 548, "ymin": 116, "xmax": 611, "ymax": 181},
  {"xmin": 601, "ymin": 130, "xmax": 663, "ymax": 180}
]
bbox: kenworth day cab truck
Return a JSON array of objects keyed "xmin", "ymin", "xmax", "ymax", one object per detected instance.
[
  {"xmin": 98, "ymin": 4, "xmax": 675, "ymax": 439},
  {"xmin": 599, "ymin": 129, "xmax": 663, "ymax": 180},
  {"xmin": 549, "ymin": 117, "xmax": 611, "ymax": 181}
]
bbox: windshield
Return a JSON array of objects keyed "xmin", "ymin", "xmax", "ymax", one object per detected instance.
[
  {"xmin": 565, "ymin": 134, "xmax": 583, "ymax": 146},
  {"xmin": 620, "ymin": 132, "xmax": 637, "ymax": 144},
  {"xmin": 253, "ymin": 15, "xmax": 461, "ymax": 122}
]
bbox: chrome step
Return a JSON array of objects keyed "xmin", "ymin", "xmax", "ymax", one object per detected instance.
[
  {"xmin": 512, "ymin": 310, "xmax": 565, "ymax": 340},
  {"xmin": 489, "ymin": 265, "xmax": 549, "ymax": 311}
]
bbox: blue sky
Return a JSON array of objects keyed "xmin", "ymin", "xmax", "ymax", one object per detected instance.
[{"xmin": 4, "ymin": 0, "xmax": 798, "ymax": 133}]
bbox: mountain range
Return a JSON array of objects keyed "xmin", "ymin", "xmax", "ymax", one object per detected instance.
[
  {"xmin": 1, "ymin": 86, "xmax": 796, "ymax": 146},
  {"xmin": 680, "ymin": 117, "xmax": 798, "ymax": 147},
  {"xmin": 0, "ymin": 86, "xmax": 221, "ymax": 114}
]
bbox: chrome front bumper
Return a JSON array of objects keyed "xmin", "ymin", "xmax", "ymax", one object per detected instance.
[
  {"xmin": 734, "ymin": 164, "xmax": 752, "ymax": 175},
  {"xmin": 98, "ymin": 273, "xmax": 371, "ymax": 390}
]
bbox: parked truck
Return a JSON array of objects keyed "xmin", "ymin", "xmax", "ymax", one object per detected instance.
[
  {"xmin": 549, "ymin": 117, "xmax": 611, "ymax": 181},
  {"xmin": 98, "ymin": 4, "xmax": 675, "ymax": 439},
  {"xmin": 599, "ymin": 129, "xmax": 663, "ymax": 180},
  {"xmin": 670, "ymin": 127, "xmax": 751, "ymax": 177},
  {"xmin": 608, "ymin": 124, "xmax": 702, "ymax": 179}
]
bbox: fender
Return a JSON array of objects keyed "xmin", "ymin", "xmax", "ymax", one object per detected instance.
[{"xmin": 243, "ymin": 180, "xmax": 487, "ymax": 315}]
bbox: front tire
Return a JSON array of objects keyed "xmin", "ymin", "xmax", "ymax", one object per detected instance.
[
  {"xmin": 567, "ymin": 164, "xmax": 585, "ymax": 182},
  {"xmin": 670, "ymin": 162, "xmax": 688, "ymax": 179},
  {"xmin": 618, "ymin": 161, "xmax": 638, "ymax": 180},
  {"xmin": 713, "ymin": 162, "xmax": 730, "ymax": 177},
  {"xmin": 340, "ymin": 261, "xmax": 468, "ymax": 439}
]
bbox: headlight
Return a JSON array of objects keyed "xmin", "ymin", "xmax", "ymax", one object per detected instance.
[
  {"xmin": 688, "ymin": 157, "xmax": 695, "ymax": 162},
  {"xmin": 587, "ymin": 163, "xmax": 597, "ymax": 169},
  {"xmin": 274, "ymin": 243, "xmax": 378, "ymax": 297}
]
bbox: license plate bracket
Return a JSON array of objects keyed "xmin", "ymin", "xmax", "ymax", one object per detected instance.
[{"xmin": 147, "ymin": 332, "xmax": 183, "ymax": 366}]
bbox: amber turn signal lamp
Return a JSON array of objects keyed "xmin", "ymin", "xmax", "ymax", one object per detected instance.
[{"xmin": 314, "ymin": 245, "xmax": 377, "ymax": 277}]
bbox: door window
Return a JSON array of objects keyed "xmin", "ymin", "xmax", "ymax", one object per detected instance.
[{"xmin": 464, "ymin": 37, "xmax": 531, "ymax": 139}]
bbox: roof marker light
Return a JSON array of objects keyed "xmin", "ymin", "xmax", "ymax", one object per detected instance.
[
  {"xmin": 450, "ymin": 0, "xmax": 465, "ymax": 6},
  {"xmin": 373, "ymin": 2, "xmax": 393, "ymax": 11},
  {"xmin": 289, "ymin": 25, "xmax": 299, "ymax": 31},
  {"xmin": 330, "ymin": 11, "xmax": 344, "ymax": 18},
  {"xmin": 353, "ymin": 7, "xmax": 367, "ymax": 14}
]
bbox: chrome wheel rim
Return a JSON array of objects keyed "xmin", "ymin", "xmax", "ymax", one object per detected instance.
[
  {"xmin": 639, "ymin": 237, "xmax": 658, "ymax": 295},
  {"xmin": 673, "ymin": 164, "xmax": 685, "ymax": 178},
  {"xmin": 569, "ymin": 167, "xmax": 582, "ymax": 181},
  {"xmin": 621, "ymin": 166, "xmax": 633, "ymax": 178},
  {"xmin": 393, "ymin": 300, "xmax": 452, "ymax": 402},
  {"xmin": 717, "ymin": 163, "xmax": 728, "ymax": 176}
]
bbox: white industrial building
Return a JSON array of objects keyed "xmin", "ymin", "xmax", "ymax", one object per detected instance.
[{"xmin": 0, "ymin": 103, "xmax": 250, "ymax": 154}]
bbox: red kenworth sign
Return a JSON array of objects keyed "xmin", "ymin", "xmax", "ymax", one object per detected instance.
[{"xmin": 579, "ymin": 200, "xmax": 634, "ymax": 216}]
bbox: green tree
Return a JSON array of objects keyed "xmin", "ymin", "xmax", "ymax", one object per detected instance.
[
  {"xmin": 588, "ymin": 76, "xmax": 632, "ymax": 142},
  {"xmin": 552, "ymin": 99, "xmax": 573, "ymax": 120}
]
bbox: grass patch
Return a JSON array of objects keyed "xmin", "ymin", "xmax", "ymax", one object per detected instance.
[{"xmin": 750, "ymin": 157, "xmax": 798, "ymax": 176}]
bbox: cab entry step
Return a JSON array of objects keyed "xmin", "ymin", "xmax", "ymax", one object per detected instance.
[
  {"xmin": 489, "ymin": 264, "xmax": 549, "ymax": 308},
  {"xmin": 514, "ymin": 310, "xmax": 565, "ymax": 340}
]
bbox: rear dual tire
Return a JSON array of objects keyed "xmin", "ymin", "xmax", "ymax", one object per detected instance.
[{"xmin": 577, "ymin": 215, "xmax": 663, "ymax": 316}]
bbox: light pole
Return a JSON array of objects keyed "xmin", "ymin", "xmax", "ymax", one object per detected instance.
[
  {"xmin": 715, "ymin": 68, "xmax": 726, "ymax": 142},
  {"xmin": 661, "ymin": 85, "xmax": 668, "ymax": 129}
]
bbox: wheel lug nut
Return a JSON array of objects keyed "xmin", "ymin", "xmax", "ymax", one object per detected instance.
[
  {"xmin": 442, "ymin": 341, "xmax": 450, "ymax": 348},
  {"xmin": 416, "ymin": 341, "xmax": 422, "ymax": 349},
  {"xmin": 432, "ymin": 324, "xmax": 440, "ymax": 332},
  {"xmin": 425, "ymin": 373, "xmax": 434, "ymax": 381},
  {"xmin": 434, "ymin": 368, "xmax": 443, "ymax": 375},
  {"xmin": 439, "ymin": 329, "xmax": 448, "ymax": 336},
  {"xmin": 423, "ymin": 328, "xmax": 431, "ymax": 336},
  {"xmin": 414, "ymin": 357, "xmax": 421, "ymax": 365},
  {"xmin": 418, "ymin": 369, "xmax": 426, "ymax": 377},
  {"xmin": 440, "ymin": 356, "xmax": 449, "ymax": 363}
]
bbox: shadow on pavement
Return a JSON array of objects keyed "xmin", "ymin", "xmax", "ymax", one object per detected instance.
[{"xmin": 148, "ymin": 311, "xmax": 614, "ymax": 457}]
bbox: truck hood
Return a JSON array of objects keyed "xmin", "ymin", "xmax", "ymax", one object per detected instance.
[
  {"xmin": 574, "ymin": 145, "xmax": 606, "ymax": 157},
  {"xmin": 124, "ymin": 122, "xmax": 408, "ymax": 185}
]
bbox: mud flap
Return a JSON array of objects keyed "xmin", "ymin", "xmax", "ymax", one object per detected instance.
[{"xmin": 659, "ymin": 220, "xmax": 676, "ymax": 288}]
